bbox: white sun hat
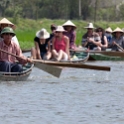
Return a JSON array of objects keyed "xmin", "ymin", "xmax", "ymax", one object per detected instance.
[
  {"xmin": 84, "ymin": 23, "xmax": 95, "ymax": 29},
  {"xmin": 63, "ymin": 20, "xmax": 76, "ymax": 29},
  {"xmin": 55, "ymin": 26, "xmax": 66, "ymax": 32},
  {"xmin": 36, "ymin": 28, "xmax": 50, "ymax": 39},
  {"xmin": 105, "ymin": 27, "xmax": 112, "ymax": 33},
  {"xmin": 112, "ymin": 27, "xmax": 123, "ymax": 33}
]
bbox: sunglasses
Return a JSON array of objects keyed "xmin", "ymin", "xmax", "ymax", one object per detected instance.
[{"xmin": 4, "ymin": 33, "xmax": 13, "ymax": 36}]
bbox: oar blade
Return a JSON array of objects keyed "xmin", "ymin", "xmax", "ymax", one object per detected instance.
[{"xmin": 34, "ymin": 62, "xmax": 62, "ymax": 78}]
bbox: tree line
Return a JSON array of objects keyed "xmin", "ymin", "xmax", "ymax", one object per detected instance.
[{"xmin": 0, "ymin": 0, "xmax": 124, "ymax": 24}]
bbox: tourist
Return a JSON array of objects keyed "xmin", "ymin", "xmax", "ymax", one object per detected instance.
[
  {"xmin": 63, "ymin": 20, "xmax": 76, "ymax": 49},
  {"xmin": 52, "ymin": 26, "xmax": 70, "ymax": 61},
  {"xmin": 82, "ymin": 23, "xmax": 101, "ymax": 51},
  {"xmin": 31, "ymin": 28, "xmax": 52, "ymax": 60}
]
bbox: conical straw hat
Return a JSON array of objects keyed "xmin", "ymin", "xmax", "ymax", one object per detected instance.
[
  {"xmin": 63, "ymin": 20, "xmax": 76, "ymax": 28},
  {"xmin": 112, "ymin": 27, "xmax": 123, "ymax": 33},
  {"xmin": 0, "ymin": 18, "xmax": 14, "ymax": 26},
  {"xmin": 105, "ymin": 27, "xmax": 112, "ymax": 33}
]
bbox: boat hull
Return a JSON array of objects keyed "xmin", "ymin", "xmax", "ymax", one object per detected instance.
[{"xmin": 0, "ymin": 63, "xmax": 34, "ymax": 81}]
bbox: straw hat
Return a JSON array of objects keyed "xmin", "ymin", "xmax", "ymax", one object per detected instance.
[
  {"xmin": 112, "ymin": 27, "xmax": 123, "ymax": 33},
  {"xmin": 0, "ymin": 18, "xmax": 15, "ymax": 26},
  {"xmin": 105, "ymin": 27, "xmax": 112, "ymax": 33},
  {"xmin": 36, "ymin": 28, "xmax": 50, "ymax": 39},
  {"xmin": 84, "ymin": 23, "xmax": 95, "ymax": 29},
  {"xmin": 55, "ymin": 26, "xmax": 66, "ymax": 32},
  {"xmin": 63, "ymin": 20, "xmax": 76, "ymax": 29}
]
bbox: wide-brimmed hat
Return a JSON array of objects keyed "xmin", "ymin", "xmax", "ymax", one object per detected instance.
[
  {"xmin": 1, "ymin": 27, "xmax": 15, "ymax": 36},
  {"xmin": 55, "ymin": 26, "xmax": 66, "ymax": 32},
  {"xmin": 112, "ymin": 27, "xmax": 123, "ymax": 33},
  {"xmin": 63, "ymin": 20, "xmax": 76, "ymax": 29},
  {"xmin": 0, "ymin": 18, "xmax": 15, "ymax": 29},
  {"xmin": 105, "ymin": 27, "xmax": 112, "ymax": 33},
  {"xmin": 84, "ymin": 23, "xmax": 95, "ymax": 29},
  {"xmin": 36, "ymin": 28, "xmax": 50, "ymax": 39}
]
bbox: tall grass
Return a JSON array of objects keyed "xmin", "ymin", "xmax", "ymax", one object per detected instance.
[{"xmin": 13, "ymin": 18, "xmax": 124, "ymax": 49}]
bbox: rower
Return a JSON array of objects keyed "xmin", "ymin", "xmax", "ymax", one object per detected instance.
[{"xmin": 0, "ymin": 27, "xmax": 32, "ymax": 72}]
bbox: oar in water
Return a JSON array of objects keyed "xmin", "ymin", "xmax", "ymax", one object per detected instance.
[
  {"xmin": 33, "ymin": 59, "xmax": 110, "ymax": 71},
  {"xmin": 0, "ymin": 48, "xmax": 62, "ymax": 78}
]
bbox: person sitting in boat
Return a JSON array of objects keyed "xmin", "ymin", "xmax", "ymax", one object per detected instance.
[
  {"xmin": 31, "ymin": 28, "xmax": 52, "ymax": 60},
  {"xmin": 95, "ymin": 27, "xmax": 108, "ymax": 51},
  {"xmin": 0, "ymin": 18, "xmax": 20, "ymax": 46},
  {"xmin": 48, "ymin": 24, "xmax": 57, "ymax": 48},
  {"xmin": 82, "ymin": 23, "xmax": 101, "ymax": 51},
  {"xmin": 110, "ymin": 27, "xmax": 124, "ymax": 51},
  {"xmin": 52, "ymin": 26, "xmax": 70, "ymax": 61},
  {"xmin": 0, "ymin": 27, "xmax": 32, "ymax": 72},
  {"xmin": 105, "ymin": 27, "xmax": 113, "ymax": 48},
  {"xmin": 63, "ymin": 20, "xmax": 77, "ymax": 50}
]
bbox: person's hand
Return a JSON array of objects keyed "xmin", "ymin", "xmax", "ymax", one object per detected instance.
[
  {"xmin": 26, "ymin": 58, "xmax": 33, "ymax": 63},
  {"xmin": 87, "ymin": 37, "xmax": 94, "ymax": 43},
  {"xmin": 112, "ymin": 41, "xmax": 116, "ymax": 45}
]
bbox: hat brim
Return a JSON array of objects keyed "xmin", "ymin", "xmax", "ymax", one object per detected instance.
[{"xmin": 36, "ymin": 30, "xmax": 50, "ymax": 39}]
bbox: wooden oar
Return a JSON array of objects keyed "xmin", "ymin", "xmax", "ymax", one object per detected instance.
[
  {"xmin": 114, "ymin": 42, "xmax": 124, "ymax": 52},
  {"xmin": 0, "ymin": 48, "xmax": 62, "ymax": 78},
  {"xmin": 70, "ymin": 49, "xmax": 124, "ymax": 57},
  {"xmin": 33, "ymin": 59, "xmax": 110, "ymax": 71}
]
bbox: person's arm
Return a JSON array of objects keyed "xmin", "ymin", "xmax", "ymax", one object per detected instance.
[
  {"xmin": 100, "ymin": 36, "xmax": 108, "ymax": 48},
  {"xmin": 35, "ymin": 42, "xmax": 41, "ymax": 59},
  {"xmin": 52, "ymin": 37, "xmax": 55, "ymax": 50},
  {"xmin": 16, "ymin": 45, "xmax": 32, "ymax": 64},
  {"xmin": 65, "ymin": 36, "xmax": 70, "ymax": 59},
  {"xmin": 47, "ymin": 40, "xmax": 51, "ymax": 52}
]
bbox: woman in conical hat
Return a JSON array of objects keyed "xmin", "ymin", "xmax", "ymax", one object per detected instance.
[
  {"xmin": 110, "ymin": 27, "xmax": 124, "ymax": 51},
  {"xmin": 63, "ymin": 20, "xmax": 77, "ymax": 50},
  {"xmin": 105, "ymin": 27, "xmax": 113, "ymax": 47},
  {"xmin": 0, "ymin": 18, "xmax": 19, "ymax": 46}
]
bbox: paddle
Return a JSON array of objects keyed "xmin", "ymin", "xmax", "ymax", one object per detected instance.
[
  {"xmin": 0, "ymin": 48, "xmax": 62, "ymax": 78},
  {"xmin": 70, "ymin": 49, "xmax": 124, "ymax": 57},
  {"xmin": 114, "ymin": 42, "xmax": 124, "ymax": 52},
  {"xmin": 33, "ymin": 59, "xmax": 110, "ymax": 71}
]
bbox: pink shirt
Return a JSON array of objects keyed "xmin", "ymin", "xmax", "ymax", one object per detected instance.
[
  {"xmin": 0, "ymin": 40, "xmax": 26, "ymax": 64},
  {"xmin": 54, "ymin": 36, "xmax": 66, "ymax": 52}
]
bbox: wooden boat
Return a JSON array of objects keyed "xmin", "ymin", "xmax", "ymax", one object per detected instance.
[
  {"xmin": 71, "ymin": 47, "xmax": 124, "ymax": 61},
  {"xmin": 0, "ymin": 63, "xmax": 34, "ymax": 81},
  {"xmin": 89, "ymin": 52, "xmax": 124, "ymax": 61}
]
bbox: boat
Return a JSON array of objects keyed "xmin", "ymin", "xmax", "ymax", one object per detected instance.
[
  {"xmin": 0, "ymin": 63, "xmax": 34, "ymax": 81},
  {"xmin": 71, "ymin": 47, "xmax": 124, "ymax": 61},
  {"xmin": 89, "ymin": 52, "xmax": 124, "ymax": 61}
]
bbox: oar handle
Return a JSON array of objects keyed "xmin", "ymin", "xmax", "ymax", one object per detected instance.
[{"xmin": 114, "ymin": 42, "xmax": 124, "ymax": 52}]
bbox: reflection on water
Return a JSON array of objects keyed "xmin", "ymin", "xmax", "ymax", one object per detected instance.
[{"xmin": 0, "ymin": 61, "xmax": 124, "ymax": 124}]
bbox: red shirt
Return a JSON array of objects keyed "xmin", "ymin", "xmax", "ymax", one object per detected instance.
[
  {"xmin": 0, "ymin": 40, "xmax": 26, "ymax": 64},
  {"xmin": 54, "ymin": 36, "xmax": 66, "ymax": 52}
]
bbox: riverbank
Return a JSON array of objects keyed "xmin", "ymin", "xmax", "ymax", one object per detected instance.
[{"xmin": 10, "ymin": 18, "xmax": 124, "ymax": 50}]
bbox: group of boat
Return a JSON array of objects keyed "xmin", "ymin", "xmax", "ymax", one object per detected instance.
[{"xmin": 1, "ymin": 48, "xmax": 123, "ymax": 81}]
